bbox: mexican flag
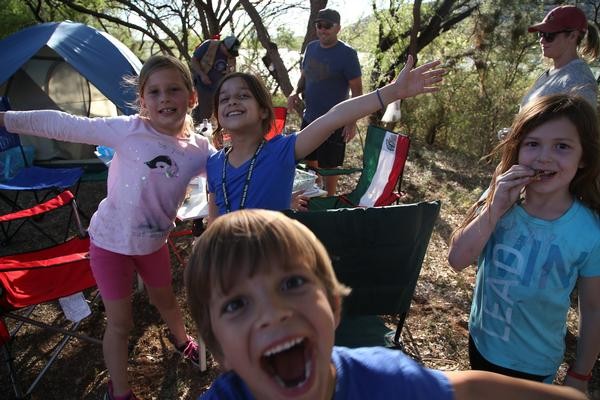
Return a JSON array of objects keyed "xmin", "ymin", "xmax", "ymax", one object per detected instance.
[{"xmin": 350, "ymin": 126, "xmax": 410, "ymax": 207}]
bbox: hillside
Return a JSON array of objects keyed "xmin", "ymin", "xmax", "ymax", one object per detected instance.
[{"xmin": 1, "ymin": 133, "xmax": 598, "ymax": 399}]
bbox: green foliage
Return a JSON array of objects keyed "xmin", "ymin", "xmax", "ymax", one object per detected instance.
[
  {"xmin": 275, "ymin": 25, "xmax": 301, "ymax": 50},
  {"xmin": 0, "ymin": 0, "xmax": 37, "ymax": 39},
  {"xmin": 399, "ymin": 0, "xmax": 549, "ymax": 158}
]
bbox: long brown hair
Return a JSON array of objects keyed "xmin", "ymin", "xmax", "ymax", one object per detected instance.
[
  {"xmin": 210, "ymin": 72, "xmax": 274, "ymax": 148},
  {"xmin": 453, "ymin": 94, "xmax": 600, "ymax": 238}
]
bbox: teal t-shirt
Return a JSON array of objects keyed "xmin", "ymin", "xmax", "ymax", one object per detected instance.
[{"xmin": 469, "ymin": 200, "xmax": 600, "ymax": 376}]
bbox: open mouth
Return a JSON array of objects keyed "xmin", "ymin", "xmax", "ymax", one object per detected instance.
[
  {"xmin": 226, "ymin": 110, "xmax": 243, "ymax": 117},
  {"xmin": 159, "ymin": 107, "xmax": 176, "ymax": 114},
  {"xmin": 532, "ymin": 169, "xmax": 556, "ymax": 180},
  {"xmin": 261, "ymin": 337, "xmax": 311, "ymax": 389}
]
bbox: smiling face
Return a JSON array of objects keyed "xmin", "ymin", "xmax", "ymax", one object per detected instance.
[
  {"xmin": 518, "ymin": 117, "xmax": 583, "ymax": 200},
  {"xmin": 209, "ymin": 265, "xmax": 339, "ymax": 400},
  {"xmin": 140, "ymin": 67, "xmax": 196, "ymax": 137},
  {"xmin": 315, "ymin": 21, "xmax": 340, "ymax": 48},
  {"xmin": 217, "ymin": 76, "xmax": 268, "ymax": 136}
]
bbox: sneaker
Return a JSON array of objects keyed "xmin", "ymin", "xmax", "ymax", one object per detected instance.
[
  {"xmin": 169, "ymin": 334, "xmax": 201, "ymax": 368},
  {"xmin": 104, "ymin": 380, "xmax": 139, "ymax": 400}
]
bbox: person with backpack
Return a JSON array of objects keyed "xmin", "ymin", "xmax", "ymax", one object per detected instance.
[{"xmin": 190, "ymin": 35, "xmax": 241, "ymax": 124}]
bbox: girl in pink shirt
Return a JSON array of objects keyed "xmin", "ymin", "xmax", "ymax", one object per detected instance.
[{"xmin": 1, "ymin": 55, "xmax": 214, "ymax": 400}]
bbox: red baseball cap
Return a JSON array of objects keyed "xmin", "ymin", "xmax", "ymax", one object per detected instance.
[{"xmin": 528, "ymin": 6, "xmax": 587, "ymax": 33}]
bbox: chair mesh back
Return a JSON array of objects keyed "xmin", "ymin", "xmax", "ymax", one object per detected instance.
[
  {"xmin": 0, "ymin": 96, "xmax": 21, "ymax": 152},
  {"xmin": 285, "ymin": 202, "xmax": 440, "ymax": 316}
]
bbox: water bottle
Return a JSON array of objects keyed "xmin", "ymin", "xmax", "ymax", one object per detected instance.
[{"xmin": 197, "ymin": 119, "xmax": 213, "ymax": 138}]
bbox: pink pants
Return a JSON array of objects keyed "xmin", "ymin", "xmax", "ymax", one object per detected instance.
[{"xmin": 89, "ymin": 242, "xmax": 171, "ymax": 300}]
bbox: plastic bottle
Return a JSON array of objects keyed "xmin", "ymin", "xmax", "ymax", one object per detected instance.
[{"xmin": 198, "ymin": 119, "xmax": 213, "ymax": 138}]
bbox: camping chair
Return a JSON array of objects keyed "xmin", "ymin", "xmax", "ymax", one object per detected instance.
[
  {"xmin": 0, "ymin": 96, "xmax": 84, "ymax": 244},
  {"xmin": 0, "ymin": 190, "xmax": 101, "ymax": 399},
  {"xmin": 264, "ymin": 106, "xmax": 287, "ymax": 141},
  {"xmin": 308, "ymin": 125, "xmax": 410, "ymax": 210},
  {"xmin": 284, "ymin": 201, "xmax": 441, "ymax": 348}
]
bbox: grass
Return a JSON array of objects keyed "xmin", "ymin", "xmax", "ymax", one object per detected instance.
[{"xmin": 1, "ymin": 131, "xmax": 598, "ymax": 399}]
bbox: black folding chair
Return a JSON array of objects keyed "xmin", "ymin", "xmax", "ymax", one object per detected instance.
[{"xmin": 285, "ymin": 201, "xmax": 441, "ymax": 348}]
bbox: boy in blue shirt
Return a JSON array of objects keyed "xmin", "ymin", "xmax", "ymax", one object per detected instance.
[{"xmin": 185, "ymin": 209, "xmax": 585, "ymax": 400}]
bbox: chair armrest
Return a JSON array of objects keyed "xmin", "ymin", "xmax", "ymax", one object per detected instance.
[
  {"xmin": 0, "ymin": 191, "xmax": 74, "ymax": 223},
  {"xmin": 312, "ymin": 167, "xmax": 363, "ymax": 177}
]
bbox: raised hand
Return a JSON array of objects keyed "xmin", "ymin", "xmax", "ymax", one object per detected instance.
[
  {"xmin": 489, "ymin": 164, "xmax": 534, "ymax": 221},
  {"xmin": 393, "ymin": 55, "xmax": 445, "ymax": 100}
]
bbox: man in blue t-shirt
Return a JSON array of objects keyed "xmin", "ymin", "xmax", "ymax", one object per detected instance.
[
  {"xmin": 190, "ymin": 36, "xmax": 240, "ymax": 124},
  {"xmin": 287, "ymin": 8, "xmax": 363, "ymax": 196}
]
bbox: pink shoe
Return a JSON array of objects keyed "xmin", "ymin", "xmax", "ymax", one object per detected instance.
[
  {"xmin": 104, "ymin": 380, "xmax": 140, "ymax": 400},
  {"xmin": 169, "ymin": 334, "xmax": 201, "ymax": 368}
]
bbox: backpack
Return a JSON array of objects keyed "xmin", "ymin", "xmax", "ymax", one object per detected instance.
[{"xmin": 199, "ymin": 40, "xmax": 221, "ymax": 74}]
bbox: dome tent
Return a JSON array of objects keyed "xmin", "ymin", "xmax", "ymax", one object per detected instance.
[{"xmin": 0, "ymin": 21, "xmax": 142, "ymax": 163}]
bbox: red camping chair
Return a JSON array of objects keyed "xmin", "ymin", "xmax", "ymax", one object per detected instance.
[
  {"xmin": 0, "ymin": 190, "xmax": 100, "ymax": 399},
  {"xmin": 264, "ymin": 106, "xmax": 287, "ymax": 141}
]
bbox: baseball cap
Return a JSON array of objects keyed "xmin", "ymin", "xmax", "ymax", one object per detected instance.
[
  {"xmin": 222, "ymin": 36, "xmax": 240, "ymax": 57},
  {"xmin": 315, "ymin": 8, "xmax": 340, "ymax": 25},
  {"xmin": 528, "ymin": 6, "xmax": 587, "ymax": 33}
]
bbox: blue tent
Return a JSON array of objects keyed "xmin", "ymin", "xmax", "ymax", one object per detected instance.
[
  {"xmin": 0, "ymin": 21, "xmax": 142, "ymax": 161},
  {"xmin": 0, "ymin": 21, "xmax": 141, "ymax": 115}
]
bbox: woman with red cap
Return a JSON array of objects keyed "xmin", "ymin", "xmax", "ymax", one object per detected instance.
[{"xmin": 522, "ymin": 5, "xmax": 599, "ymax": 108}]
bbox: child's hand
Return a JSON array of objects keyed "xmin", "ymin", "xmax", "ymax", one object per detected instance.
[
  {"xmin": 489, "ymin": 164, "xmax": 534, "ymax": 220},
  {"xmin": 342, "ymin": 123, "xmax": 357, "ymax": 142},
  {"xmin": 393, "ymin": 55, "xmax": 445, "ymax": 100},
  {"xmin": 291, "ymin": 190, "xmax": 309, "ymax": 211}
]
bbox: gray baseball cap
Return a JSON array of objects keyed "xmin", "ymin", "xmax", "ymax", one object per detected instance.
[
  {"xmin": 222, "ymin": 36, "xmax": 240, "ymax": 57},
  {"xmin": 315, "ymin": 9, "xmax": 340, "ymax": 24}
]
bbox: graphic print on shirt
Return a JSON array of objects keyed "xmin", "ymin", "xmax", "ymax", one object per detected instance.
[
  {"xmin": 480, "ymin": 221, "xmax": 581, "ymax": 342},
  {"xmin": 145, "ymin": 155, "xmax": 179, "ymax": 178},
  {"xmin": 304, "ymin": 56, "xmax": 331, "ymax": 82}
]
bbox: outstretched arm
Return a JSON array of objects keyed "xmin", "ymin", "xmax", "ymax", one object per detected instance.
[
  {"xmin": 294, "ymin": 55, "xmax": 444, "ymax": 160},
  {"xmin": 341, "ymin": 76, "xmax": 364, "ymax": 143},
  {"xmin": 446, "ymin": 370, "xmax": 587, "ymax": 400}
]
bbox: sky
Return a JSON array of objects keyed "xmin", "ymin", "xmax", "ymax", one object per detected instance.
[{"xmin": 272, "ymin": 1, "xmax": 378, "ymax": 36}]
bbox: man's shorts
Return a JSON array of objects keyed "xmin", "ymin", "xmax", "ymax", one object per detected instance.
[
  {"xmin": 302, "ymin": 119, "xmax": 346, "ymax": 168},
  {"xmin": 192, "ymin": 84, "xmax": 216, "ymax": 125}
]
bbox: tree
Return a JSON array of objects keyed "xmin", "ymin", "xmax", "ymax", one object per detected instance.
[
  {"xmin": 370, "ymin": 0, "xmax": 477, "ymax": 88},
  {"xmin": 399, "ymin": 0, "xmax": 546, "ymax": 156}
]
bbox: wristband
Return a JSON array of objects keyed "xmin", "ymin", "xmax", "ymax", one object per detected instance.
[
  {"xmin": 375, "ymin": 88, "xmax": 385, "ymax": 110},
  {"xmin": 567, "ymin": 366, "xmax": 592, "ymax": 382}
]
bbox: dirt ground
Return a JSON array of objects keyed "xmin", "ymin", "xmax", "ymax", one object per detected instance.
[{"xmin": 1, "ymin": 132, "xmax": 599, "ymax": 399}]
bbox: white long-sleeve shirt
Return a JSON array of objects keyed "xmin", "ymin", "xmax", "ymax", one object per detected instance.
[{"xmin": 5, "ymin": 111, "xmax": 215, "ymax": 255}]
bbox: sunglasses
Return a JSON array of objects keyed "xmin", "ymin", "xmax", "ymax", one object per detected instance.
[
  {"xmin": 537, "ymin": 30, "xmax": 572, "ymax": 43},
  {"xmin": 315, "ymin": 22, "xmax": 335, "ymax": 30}
]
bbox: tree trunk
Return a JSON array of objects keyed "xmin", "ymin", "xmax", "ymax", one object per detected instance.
[
  {"xmin": 239, "ymin": 0, "xmax": 293, "ymax": 96},
  {"xmin": 300, "ymin": 0, "xmax": 327, "ymax": 53}
]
